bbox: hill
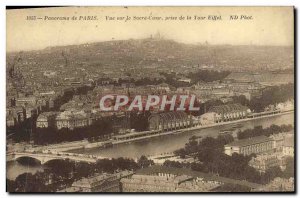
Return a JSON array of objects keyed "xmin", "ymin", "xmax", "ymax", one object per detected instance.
[{"xmin": 7, "ymin": 38, "xmax": 294, "ymax": 72}]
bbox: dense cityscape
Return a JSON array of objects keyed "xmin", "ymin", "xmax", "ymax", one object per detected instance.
[{"xmin": 6, "ymin": 35, "xmax": 294, "ymax": 192}]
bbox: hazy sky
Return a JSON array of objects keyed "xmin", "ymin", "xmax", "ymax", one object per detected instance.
[{"xmin": 7, "ymin": 6, "xmax": 294, "ymax": 52}]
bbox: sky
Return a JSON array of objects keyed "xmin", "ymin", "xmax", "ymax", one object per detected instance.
[{"xmin": 7, "ymin": 6, "xmax": 294, "ymax": 52}]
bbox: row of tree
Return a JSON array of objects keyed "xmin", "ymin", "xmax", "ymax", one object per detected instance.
[
  {"xmin": 33, "ymin": 111, "xmax": 152, "ymax": 145},
  {"xmin": 237, "ymin": 124, "xmax": 293, "ymax": 140},
  {"xmin": 100, "ymin": 69, "xmax": 230, "ymax": 88},
  {"xmin": 34, "ymin": 118, "xmax": 114, "ymax": 145},
  {"xmin": 247, "ymin": 83, "xmax": 294, "ymax": 112},
  {"xmin": 187, "ymin": 70, "xmax": 231, "ymax": 83}
]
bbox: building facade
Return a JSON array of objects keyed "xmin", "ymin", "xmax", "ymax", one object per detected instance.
[
  {"xmin": 36, "ymin": 112, "xmax": 58, "ymax": 128},
  {"xmin": 55, "ymin": 110, "xmax": 93, "ymax": 130},
  {"xmin": 148, "ymin": 112, "xmax": 191, "ymax": 131},
  {"xmin": 249, "ymin": 154, "xmax": 282, "ymax": 173},
  {"xmin": 204, "ymin": 103, "xmax": 250, "ymax": 123},
  {"xmin": 224, "ymin": 136, "xmax": 274, "ymax": 156},
  {"xmin": 59, "ymin": 171, "xmax": 133, "ymax": 192},
  {"xmin": 121, "ymin": 173, "xmax": 220, "ymax": 192}
]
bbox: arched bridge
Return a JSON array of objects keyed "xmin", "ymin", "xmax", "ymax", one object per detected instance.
[{"xmin": 7, "ymin": 151, "xmax": 109, "ymax": 164}]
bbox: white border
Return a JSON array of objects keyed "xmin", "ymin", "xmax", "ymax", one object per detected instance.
[{"xmin": 1, "ymin": 1, "xmax": 298, "ymax": 197}]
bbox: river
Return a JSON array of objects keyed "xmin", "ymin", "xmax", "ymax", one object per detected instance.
[{"xmin": 7, "ymin": 112, "xmax": 294, "ymax": 180}]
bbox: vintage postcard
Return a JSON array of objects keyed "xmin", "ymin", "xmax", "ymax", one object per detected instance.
[{"xmin": 6, "ymin": 6, "xmax": 294, "ymax": 193}]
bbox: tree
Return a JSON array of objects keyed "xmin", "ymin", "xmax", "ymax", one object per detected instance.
[
  {"xmin": 45, "ymin": 159, "xmax": 75, "ymax": 178},
  {"xmin": 263, "ymin": 166, "xmax": 283, "ymax": 184},
  {"xmin": 14, "ymin": 173, "xmax": 46, "ymax": 192},
  {"xmin": 187, "ymin": 70, "xmax": 230, "ymax": 83},
  {"xmin": 74, "ymin": 162, "xmax": 95, "ymax": 179},
  {"xmin": 174, "ymin": 148, "xmax": 187, "ymax": 159},
  {"xmin": 270, "ymin": 124, "xmax": 282, "ymax": 134},
  {"xmin": 96, "ymin": 157, "xmax": 139, "ymax": 173},
  {"xmin": 163, "ymin": 160, "xmax": 185, "ymax": 168},
  {"xmin": 216, "ymin": 134, "xmax": 234, "ymax": 145},
  {"xmin": 184, "ymin": 137, "xmax": 199, "ymax": 154},
  {"xmin": 137, "ymin": 155, "xmax": 154, "ymax": 168},
  {"xmin": 248, "ymin": 83, "xmax": 294, "ymax": 112},
  {"xmin": 237, "ymin": 124, "xmax": 293, "ymax": 140},
  {"xmin": 283, "ymin": 157, "xmax": 294, "ymax": 178},
  {"xmin": 235, "ymin": 95, "xmax": 249, "ymax": 106}
]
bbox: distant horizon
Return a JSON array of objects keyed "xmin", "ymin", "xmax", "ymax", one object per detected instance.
[{"xmin": 6, "ymin": 37, "xmax": 294, "ymax": 54}]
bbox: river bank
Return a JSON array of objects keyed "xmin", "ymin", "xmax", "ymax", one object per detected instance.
[
  {"xmin": 69, "ymin": 111, "xmax": 294, "ymax": 158},
  {"xmin": 73, "ymin": 110, "xmax": 294, "ymax": 150},
  {"xmin": 14, "ymin": 110, "xmax": 293, "ymax": 154}
]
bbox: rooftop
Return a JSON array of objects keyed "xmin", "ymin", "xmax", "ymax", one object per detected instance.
[{"xmin": 135, "ymin": 165, "xmax": 262, "ymax": 189}]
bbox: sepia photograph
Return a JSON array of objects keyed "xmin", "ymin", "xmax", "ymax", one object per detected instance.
[{"xmin": 6, "ymin": 6, "xmax": 295, "ymax": 193}]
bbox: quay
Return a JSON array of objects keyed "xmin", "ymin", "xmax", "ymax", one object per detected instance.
[
  {"xmin": 107, "ymin": 110, "xmax": 294, "ymax": 145},
  {"xmin": 8, "ymin": 110, "xmax": 294, "ymax": 154}
]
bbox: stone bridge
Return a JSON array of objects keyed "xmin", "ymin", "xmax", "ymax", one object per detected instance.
[{"xmin": 7, "ymin": 152, "xmax": 109, "ymax": 164}]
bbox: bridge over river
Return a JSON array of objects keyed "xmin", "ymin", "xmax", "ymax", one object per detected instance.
[{"xmin": 7, "ymin": 151, "xmax": 110, "ymax": 164}]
